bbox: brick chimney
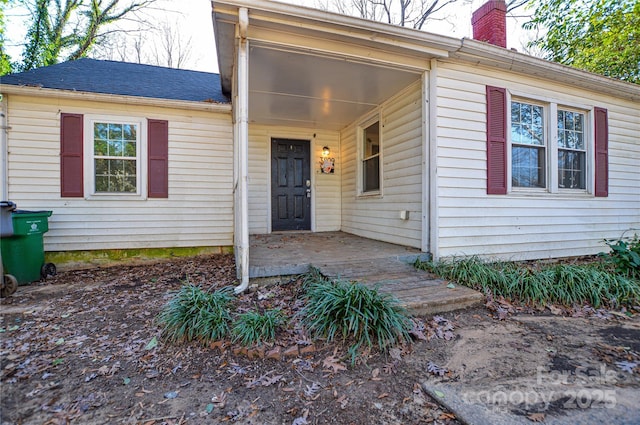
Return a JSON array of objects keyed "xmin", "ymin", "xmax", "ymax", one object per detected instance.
[{"xmin": 471, "ymin": 0, "xmax": 507, "ymax": 48}]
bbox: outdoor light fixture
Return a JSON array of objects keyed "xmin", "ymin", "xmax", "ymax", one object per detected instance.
[{"xmin": 319, "ymin": 146, "xmax": 334, "ymax": 174}]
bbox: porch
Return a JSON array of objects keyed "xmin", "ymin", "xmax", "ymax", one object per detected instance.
[{"xmin": 249, "ymin": 231, "xmax": 483, "ymax": 315}]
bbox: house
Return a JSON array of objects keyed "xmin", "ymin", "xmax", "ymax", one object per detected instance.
[{"xmin": 1, "ymin": 0, "xmax": 639, "ymax": 291}]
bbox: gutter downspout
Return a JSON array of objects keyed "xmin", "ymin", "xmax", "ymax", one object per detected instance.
[
  {"xmin": 234, "ymin": 7, "xmax": 250, "ymax": 294},
  {"xmin": 0, "ymin": 94, "xmax": 8, "ymax": 201},
  {"xmin": 428, "ymin": 59, "xmax": 439, "ymax": 261}
]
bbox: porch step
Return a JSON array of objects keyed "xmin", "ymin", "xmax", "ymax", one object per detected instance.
[
  {"xmin": 318, "ymin": 259, "xmax": 484, "ymax": 316},
  {"xmin": 248, "ymin": 232, "xmax": 483, "ymax": 315}
]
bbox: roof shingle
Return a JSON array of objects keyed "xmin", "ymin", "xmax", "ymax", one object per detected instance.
[{"xmin": 0, "ymin": 58, "xmax": 228, "ymax": 104}]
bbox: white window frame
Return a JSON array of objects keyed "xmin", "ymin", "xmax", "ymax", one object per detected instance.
[
  {"xmin": 556, "ymin": 106, "xmax": 589, "ymax": 193},
  {"xmin": 83, "ymin": 115, "xmax": 148, "ymax": 200},
  {"xmin": 509, "ymin": 98, "xmax": 548, "ymax": 192},
  {"xmin": 507, "ymin": 91, "xmax": 593, "ymax": 196},
  {"xmin": 357, "ymin": 112, "xmax": 383, "ymax": 197}
]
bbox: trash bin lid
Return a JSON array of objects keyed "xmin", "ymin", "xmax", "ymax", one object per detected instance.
[
  {"xmin": 13, "ymin": 210, "xmax": 53, "ymax": 215},
  {"xmin": 0, "ymin": 201, "xmax": 16, "ymax": 209}
]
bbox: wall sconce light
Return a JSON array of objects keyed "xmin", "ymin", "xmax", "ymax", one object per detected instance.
[{"xmin": 319, "ymin": 146, "xmax": 335, "ymax": 174}]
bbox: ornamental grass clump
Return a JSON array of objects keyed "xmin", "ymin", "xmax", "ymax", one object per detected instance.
[
  {"xmin": 299, "ymin": 267, "xmax": 412, "ymax": 362},
  {"xmin": 157, "ymin": 284, "xmax": 234, "ymax": 343},
  {"xmin": 415, "ymin": 257, "xmax": 640, "ymax": 308},
  {"xmin": 232, "ymin": 309, "xmax": 287, "ymax": 346}
]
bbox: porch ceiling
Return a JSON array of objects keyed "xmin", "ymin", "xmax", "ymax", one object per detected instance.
[
  {"xmin": 212, "ymin": 0, "xmax": 448, "ymax": 131},
  {"xmin": 248, "ymin": 46, "xmax": 422, "ymax": 130}
]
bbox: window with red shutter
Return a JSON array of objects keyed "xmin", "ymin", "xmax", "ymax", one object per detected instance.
[
  {"xmin": 60, "ymin": 113, "xmax": 84, "ymax": 197},
  {"xmin": 486, "ymin": 86, "xmax": 507, "ymax": 195}
]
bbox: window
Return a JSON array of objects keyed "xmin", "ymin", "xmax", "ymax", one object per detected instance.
[
  {"xmin": 511, "ymin": 101, "xmax": 545, "ymax": 188},
  {"xmin": 557, "ymin": 109, "xmax": 586, "ymax": 189},
  {"xmin": 362, "ymin": 120, "xmax": 380, "ymax": 193},
  {"xmin": 485, "ymin": 86, "xmax": 608, "ymax": 197},
  {"xmin": 60, "ymin": 113, "xmax": 169, "ymax": 199},
  {"xmin": 509, "ymin": 99, "xmax": 589, "ymax": 192},
  {"xmin": 93, "ymin": 122, "xmax": 139, "ymax": 193}
]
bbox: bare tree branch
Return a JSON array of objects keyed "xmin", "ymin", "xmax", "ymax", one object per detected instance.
[
  {"xmin": 506, "ymin": 0, "xmax": 529, "ymax": 13},
  {"xmin": 314, "ymin": 0, "xmax": 463, "ymax": 30}
]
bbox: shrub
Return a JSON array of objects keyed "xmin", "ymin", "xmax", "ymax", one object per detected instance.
[
  {"xmin": 157, "ymin": 284, "xmax": 234, "ymax": 343},
  {"xmin": 232, "ymin": 309, "xmax": 287, "ymax": 346},
  {"xmin": 415, "ymin": 257, "xmax": 640, "ymax": 308},
  {"xmin": 603, "ymin": 234, "xmax": 640, "ymax": 278},
  {"xmin": 299, "ymin": 268, "xmax": 412, "ymax": 363}
]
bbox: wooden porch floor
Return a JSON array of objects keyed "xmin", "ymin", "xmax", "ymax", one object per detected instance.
[{"xmin": 249, "ymin": 232, "xmax": 483, "ymax": 315}]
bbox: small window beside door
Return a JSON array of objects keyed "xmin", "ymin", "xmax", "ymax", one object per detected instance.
[{"xmin": 361, "ymin": 119, "xmax": 381, "ymax": 194}]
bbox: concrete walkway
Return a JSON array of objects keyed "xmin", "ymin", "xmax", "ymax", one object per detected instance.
[{"xmin": 249, "ymin": 232, "xmax": 483, "ymax": 315}]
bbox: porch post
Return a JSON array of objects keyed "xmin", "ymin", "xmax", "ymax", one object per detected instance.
[{"xmin": 234, "ymin": 7, "xmax": 250, "ymax": 293}]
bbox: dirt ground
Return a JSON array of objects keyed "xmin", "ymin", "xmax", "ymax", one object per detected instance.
[{"xmin": 1, "ymin": 254, "xmax": 639, "ymax": 425}]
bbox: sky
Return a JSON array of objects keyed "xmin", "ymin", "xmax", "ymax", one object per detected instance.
[{"xmin": 4, "ymin": 0, "xmax": 535, "ymax": 74}]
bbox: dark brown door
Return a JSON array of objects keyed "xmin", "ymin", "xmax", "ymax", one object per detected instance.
[{"xmin": 271, "ymin": 139, "xmax": 311, "ymax": 231}]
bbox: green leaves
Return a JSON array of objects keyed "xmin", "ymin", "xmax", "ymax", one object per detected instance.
[
  {"xmin": 603, "ymin": 234, "xmax": 640, "ymax": 278},
  {"xmin": 16, "ymin": 0, "xmax": 156, "ymax": 72},
  {"xmin": 232, "ymin": 309, "xmax": 286, "ymax": 346},
  {"xmin": 156, "ymin": 284, "xmax": 234, "ymax": 344},
  {"xmin": 298, "ymin": 268, "xmax": 412, "ymax": 364},
  {"xmin": 144, "ymin": 336, "xmax": 158, "ymax": 350},
  {"xmin": 415, "ymin": 255, "xmax": 640, "ymax": 308},
  {"xmin": 525, "ymin": 0, "xmax": 640, "ymax": 84}
]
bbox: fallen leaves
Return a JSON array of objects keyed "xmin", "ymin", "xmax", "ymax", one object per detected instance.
[
  {"xmin": 336, "ymin": 394, "xmax": 349, "ymax": 409},
  {"xmin": 426, "ymin": 361, "xmax": 449, "ymax": 377},
  {"xmin": 594, "ymin": 342, "xmax": 640, "ymax": 371},
  {"xmin": 245, "ymin": 371, "xmax": 283, "ymax": 389},
  {"xmin": 322, "ymin": 353, "xmax": 347, "ymax": 374},
  {"xmin": 527, "ymin": 412, "xmax": 545, "ymax": 422},
  {"xmin": 410, "ymin": 316, "xmax": 456, "ymax": 342},
  {"xmin": 616, "ymin": 360, "xmax": 639, "ymax": 373},
  {"xmin": 292, "ymin": 408, "xmax": 310, "ymax": 425},
  {"xmin": 303, "ymin": 382, "xmax": 322, "ymax": 400},
  {"xmin": 5, "ymin": 253, "xmax": 635, "ymax": 425},
  {"xmin": 211, "ymin": 390, "xmax": 228, "ymax": 409}
]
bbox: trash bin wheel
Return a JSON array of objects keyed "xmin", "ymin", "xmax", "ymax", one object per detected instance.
[
  {"xmin": 41, "ymin": 263, "xmax": 57, "ymax": 278},
  {"xmin": 1, "ymin": 274, "xmax": 18, "ymax": 297}
]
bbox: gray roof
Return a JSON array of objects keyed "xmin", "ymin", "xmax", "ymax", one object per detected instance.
[{"xmin": 0, "ymin": 58, "xmax": 228, "ymax": 103}]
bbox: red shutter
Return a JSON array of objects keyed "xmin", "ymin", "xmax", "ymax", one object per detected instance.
[
  {"xmin": 594, "ymin": 107, "xmax": 609, "ymax": 197},
  {"xmin": 60, "ymin": 113, "xmax": 84, "ymax": 197},
  {"xmin": 486, "ymin": 86, "xmax": 507, "ymax": 194},
  {"xmin": 148, "ymin": 119, "xmax": 169, "ymax": 198}
]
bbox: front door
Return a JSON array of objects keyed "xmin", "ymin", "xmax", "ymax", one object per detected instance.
[{"xmin": 271, "ymin": 139, "xmax": 311, "ymax": 231}]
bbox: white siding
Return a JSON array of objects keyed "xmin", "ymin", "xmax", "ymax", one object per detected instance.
[
  {"xmin": 6, "ymin": 95, "xmax": 234, "ymax": 251},
  {"xmin": 435, "ymin": 61, "xmax": 640, "ymax": 260},
  {"xmin": 341, "ymin": 81, "xmax": 423, "ymax": 248},
  {"xmin": 247, "ymin": 125, "xmax": 341, "ymax": 234}
]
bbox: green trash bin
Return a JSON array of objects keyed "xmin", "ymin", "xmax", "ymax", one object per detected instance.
[{"xmin": 0, "ymin": 210, "xmax": 55, "ymax": 285}]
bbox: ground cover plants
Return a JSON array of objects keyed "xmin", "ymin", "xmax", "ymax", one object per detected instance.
[
  {"xmin": 156, "ymin": 284, "xmax": 234, "ymax": 343},
  {"xmin": 298, "ymin": 267, "xmax": 413, "ymax": 363},
  {"xmin": 415, "ymin": 237, "xmax": 640, "ymax": 309},
  {"xmin": 156, "ymin": 266, "xmax": 412, "ymax": 364},
  {"xmin": 232, "ymin": 308, "xmax": 287, "ymax": 346}
]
